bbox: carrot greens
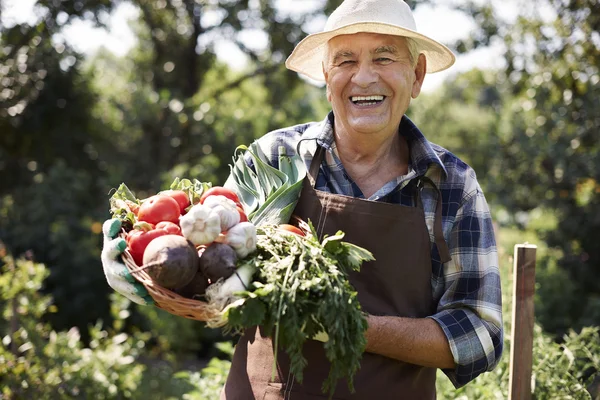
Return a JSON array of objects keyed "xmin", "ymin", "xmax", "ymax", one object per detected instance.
[{"xmin": 220, "ymin": 222, "xmax": 374, "ymax": 397}]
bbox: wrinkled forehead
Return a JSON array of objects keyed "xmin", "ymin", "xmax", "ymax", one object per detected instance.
[{"xmin": 325, "ymin": 32, "xmax": 410, "ymax": 59}]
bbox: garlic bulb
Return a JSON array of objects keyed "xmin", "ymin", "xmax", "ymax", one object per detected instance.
[
  {"xmin": 203, "ymin": 195, "xmax": 240, "ymax": 231},
  {"xmin": 179, "ymin": 203, "xmax": 221, "ymax": 245},
  {"xmin": 218, "ymin": 221, "xmax": 257, "ymax": 258}
]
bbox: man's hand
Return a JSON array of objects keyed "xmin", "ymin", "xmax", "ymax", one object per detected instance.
[{"xmin": 101, "ymin": 219, "xmax": 154, "ymax": 306}]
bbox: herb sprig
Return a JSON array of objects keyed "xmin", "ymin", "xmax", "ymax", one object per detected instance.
[{"xmin": 221, "ymin": 222, "xmax": 374, "ymax": 397}]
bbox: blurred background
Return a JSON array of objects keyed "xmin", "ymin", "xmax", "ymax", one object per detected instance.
[{"xmin": 0, "ymin": 0, "xmax": 599, "ymax": 398}]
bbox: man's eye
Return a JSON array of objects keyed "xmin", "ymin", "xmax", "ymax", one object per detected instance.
[
  {"xmin": 339, "ymin": 60, "xmax": 355, "ymax": 66},
  {"xmin": 376, "ymin": 58, "xmax": 393, "ymax": 63}
]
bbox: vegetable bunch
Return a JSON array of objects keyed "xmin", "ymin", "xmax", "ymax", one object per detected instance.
[
  {"xmin": 109, "ymin": 178, "xmax": 258, "ymax": 299},
  {"xmin": 214, "ymin": 221, "xmax": 374, "ymax": 397}
]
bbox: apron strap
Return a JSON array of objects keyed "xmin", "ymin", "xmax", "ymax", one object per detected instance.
[
  {"xmin": 415, "ymin": 176, "xmax": 452, "ymax": 263},
  {"xmin": 306, "ymin": 143, "xmax": 325, "ymax": 188}
]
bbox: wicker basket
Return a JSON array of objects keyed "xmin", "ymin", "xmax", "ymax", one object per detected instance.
[
  {"xmin": 120, "ymin": 237, "xmax": 221, "ymax": 322},
  {"xmin": 119, "ymin": 217, "xmax": 309, "ymax": 323}
]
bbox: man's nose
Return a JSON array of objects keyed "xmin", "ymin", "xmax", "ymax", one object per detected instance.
[{"xmin": 351, "ymin": 61, "xmax": 378, "ymax": 87}]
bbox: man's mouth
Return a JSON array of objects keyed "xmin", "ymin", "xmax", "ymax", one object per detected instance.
[{"xmin": 350, "ymin": 95, "xmax": 385, "ymax": 106}]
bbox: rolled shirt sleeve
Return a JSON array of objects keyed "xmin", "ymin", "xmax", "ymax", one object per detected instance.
[{"xmin": 428, "ymin": 180, "xmax": 503, "ymax": 387}]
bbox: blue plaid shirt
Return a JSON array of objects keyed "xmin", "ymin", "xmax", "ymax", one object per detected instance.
[{"xmin": 244, "ymin": 112, "xmax": 503, "ymax": 387}]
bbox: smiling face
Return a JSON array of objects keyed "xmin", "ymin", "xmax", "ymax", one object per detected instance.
[{"xmin": 323, "ymin": 33, "xmax": 426, "ymax": 139}]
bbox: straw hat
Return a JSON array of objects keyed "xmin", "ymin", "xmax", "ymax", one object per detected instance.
[{"xmin": 285, "ymin": 0, "xmax": 456, "ymax": 81}]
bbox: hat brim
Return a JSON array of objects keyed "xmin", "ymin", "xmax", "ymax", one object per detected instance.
[{"xmin": 285, "ymin": 22, "xmax": 456, "ymax": 81}]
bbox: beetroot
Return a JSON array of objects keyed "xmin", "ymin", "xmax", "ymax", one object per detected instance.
[
  {"xmin": 175, "ymin": 270, "xmax": 210, "ymax": 299},
  {"xmin": 142, "ymin": 234, "xmax": 199, "ymax": 289},
  {"xmin": 199, "ymin": 243, "xmax": 238, "ymax": 283}
]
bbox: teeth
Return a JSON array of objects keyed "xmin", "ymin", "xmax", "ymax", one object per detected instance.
[{"xmin": 351, "ymin": 95, "xmax": 384, "ymax": 102}]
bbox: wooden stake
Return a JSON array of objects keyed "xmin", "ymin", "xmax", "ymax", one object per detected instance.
[{"xmin": 508, "ymin": 243, "xmax": 537, "ymax": 400}]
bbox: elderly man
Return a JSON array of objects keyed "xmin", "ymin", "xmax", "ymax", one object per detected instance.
[
  {"xmin": 102, "ymin": 0, "xmax": 503, "ymax": 398},
  {"xmin": 222, "ymin": 0, "xmax": 503, "ymax": 398}
]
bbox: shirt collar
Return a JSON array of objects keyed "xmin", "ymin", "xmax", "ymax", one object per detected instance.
[{"xmin": 299, "ymin": 111, "xmax": 448, "ymax": 179}]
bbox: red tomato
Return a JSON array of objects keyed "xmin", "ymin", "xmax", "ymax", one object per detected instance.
[
  {"xmin": 162, "ymin": 190, "xmax": 191, "ymax": 214},
  {"xmin": 278, "ymin": 224, "xmax": 305, "ymax": 236},
  {"xmin": 237, "ymin": 206, "xmax": 248, "ymax": 223},
  {"xmin": 138, "ymin": 195, "xmax": 181, "ymax": 225},
  {"xmin": 200, "ymin": 186, "xmax": 241, "ymax": 206},
  {"xmin": 126, "ymin": 228, "xmax": 169, "ymax": 265},
  {"xmin": 155, "ymin": 221, "xmax": 182, "ymax": 235}
]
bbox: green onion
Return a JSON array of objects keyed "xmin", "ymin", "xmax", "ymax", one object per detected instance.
[{"xmin": 227, "ymin": 143, "xmax": 306, "ymax": 226}]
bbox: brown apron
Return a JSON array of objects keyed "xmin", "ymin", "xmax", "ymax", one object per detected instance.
[{"xmin": 222, "ymin": 145, "xmax": 451, "ymax": 399}]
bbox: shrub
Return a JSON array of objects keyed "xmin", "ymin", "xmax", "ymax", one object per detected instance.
[{"xmin": 0, "ymin": 255, "xmax": 145, "ymax": 398}]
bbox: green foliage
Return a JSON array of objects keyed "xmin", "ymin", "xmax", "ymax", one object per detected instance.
[
  {"xmin": 223, "ymin": 225, "xmax": 373, "ymax": 396},
  {"xmin": 437, "ymin": 325, "xmax": 600, "ymax": 400},
  {"xmin": 460, "ymin": 0, "xmax": 600, "ymax": 332},
  {"xmin": 172, "ymin": 342, "xmax": 233, "ymax": 400},
  {"xmin": 438, "ymin": 325, "xmax": 600, "ymax": 400},
  {"xmin": 413, "ymin": 0, "xmax": 600, "ymax": 333},
  {"xmin": 435, "ymin": 222, "xmax": 600, "ymax": 399},
  {"xmin": 0, "ymin": 254, "xmax": 236, "ymax": 400},
  {"xmin": 0, "ymin": 160, "xmax": 109, "ymax": 335},
  {"xmin": 409, "ymin": 69, "xmax": 501, "ymax": 189},
  {"xmin": 135, "ymin": 305, "xmax": 225, "ymax": 361},
  {"xmin": 0, "ymin": 255, "xmax": 145, "ymax": 398}
]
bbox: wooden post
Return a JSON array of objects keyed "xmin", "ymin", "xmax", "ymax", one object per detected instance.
[{"xmin": 508, "ymin": 244, "xmax": 537, "ymax": 400}]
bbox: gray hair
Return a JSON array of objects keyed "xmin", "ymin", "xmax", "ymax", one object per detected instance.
[
  {"xmin": 405, "ymin": 37, "xmax": 420, "ymax": 67},
  {"xmin": 322, "ymin": 36, "xmax": 422, "ymax": 70}
]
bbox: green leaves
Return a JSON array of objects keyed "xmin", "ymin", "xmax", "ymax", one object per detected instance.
[
  {"xmin": 166, "ymin": 177, "xmax": 212, "ymax": 207},
  {"xmin": 228, "ymin": 143, "xmax": 306, "ymax": 226},
  {"xmin": 222, "ymin": 225, "xmax": 374, "ymax": 397},
  {"xmin": 108, "ymin": 183, "xmax": 139, "ymax": 226}
]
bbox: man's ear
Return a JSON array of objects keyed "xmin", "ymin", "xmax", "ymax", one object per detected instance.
[{"xmin": 411, "ymin": 54, "xmax": 427, "ymax": 99}]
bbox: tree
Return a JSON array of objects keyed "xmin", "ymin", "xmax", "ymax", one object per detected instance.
[
  {"xmin": 0, "ymin": 0, "xmax": 331, "ymax": 337},
  {"xmin": 0, "ymin": 0, "xmax": 122, "ymax": 334},
  {"xmin": 458, "ymin": 0, "xmax": 600, "ymax": 334}
]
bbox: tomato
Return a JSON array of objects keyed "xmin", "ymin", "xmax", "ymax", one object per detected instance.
[
  {"xmin": 138, "ymin": 195, "xmax": 181, "ymax": 225},
  {"xmin": 162, "ymin": 190, "xmax": 191, "ymax": 214},
  {"xmin": 126, "ymin": 228, "xmax": 169, "ymax": 265},
  {"xmin": 155, "ymin": 221, "xmax": 182, "ymax": 235},
  {"xmin": 278, "ymin": 224, "xmax": 305, "ymax": 236},
  {"xmin": 237, "ymin": 206, "xmax": 248, "ymax": 223},
  {"xmin": 200, "ymin": 186, "xmax": 241, "ymax": 206}
]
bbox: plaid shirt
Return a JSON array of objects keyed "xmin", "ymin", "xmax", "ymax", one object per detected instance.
[{"xmin": 244, "ymin": 112, "xmax": 503, "ymax": 387}]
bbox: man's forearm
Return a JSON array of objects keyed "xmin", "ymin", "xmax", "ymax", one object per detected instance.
[{"xmin": 364, "ymin": 315, "xmax": 456, "ymax": 369}]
